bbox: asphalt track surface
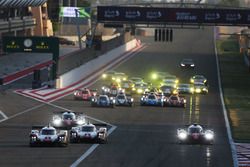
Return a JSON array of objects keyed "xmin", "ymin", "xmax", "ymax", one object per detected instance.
[{"xmin": 0, "ymin": 27, "xmax": 233, "ymax": 167}]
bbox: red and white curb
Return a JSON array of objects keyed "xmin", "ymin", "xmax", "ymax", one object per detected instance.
[
  {"xmin": 15, "ymin": 43, "xmax": 147, "ymax": 102},
  {"xmin": 236, "ymin": 143, "xmax": 250, "ymax": 167}
]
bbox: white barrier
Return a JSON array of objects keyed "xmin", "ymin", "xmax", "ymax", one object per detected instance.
[{"xmin": 58, "ymin": 39, "xmax": 137, "ymax": 88}]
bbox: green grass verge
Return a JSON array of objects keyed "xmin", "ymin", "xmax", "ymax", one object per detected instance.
[{"xmin": 217, "ymin": 39, "xmax": 250, "ymax": 142}]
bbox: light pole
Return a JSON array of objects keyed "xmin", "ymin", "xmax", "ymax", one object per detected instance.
[{"xmin": 75, "ymin": 9, "xmax": 82, "ymax": 49}]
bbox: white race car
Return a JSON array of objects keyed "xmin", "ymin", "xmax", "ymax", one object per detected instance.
[
  {"xmin": 177, "ymin": 123, "xmax": 214, "ymax": 144},
  {"xmin": 115, "ymin": 93, "xmax": 134, "ymax": 106},
  {"xmin": 29, "ymin": 125, "xmax": 68, "ymax": 147},
  {"xmin": 70, "ymin": 123, "xmax": 107, "ymax": 143},
  {"xmin": 52, "ymin": 111, "xmax": 85, "ymax": 128}
]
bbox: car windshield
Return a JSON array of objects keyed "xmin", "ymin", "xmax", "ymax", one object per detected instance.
[
  {"xmin": 164, "ymin": 76, "xmax": 176, "ymax": 80},
  {"xmin": 170, "ymin": 96, "xmax": 178, "ymax": 100},
  {"xmin": 82, "ymin": 126, "xmax": 94, "ymax": 132},
  {"xmin": 63, "ymin": 114, "xmax": 75, "ymax": 120},
  {"xmin": 148, "ymin": 95, "xmax": 156, "ymax": 99},
  {"xmin": 189, "ymin": 127, "xmax": 202, "ymax": 133},
  {"xmin": 179, "ymin": 84, "xmax": 189, "ymax": 88},
  {"xmin": 82, "ymin": 90, "xmax": 89, "ymax": 94},
  {"xmin": 194, "ymin": 75, "xmax": 205, "ymax": 79},
  {"xmin": 41, "ymin": 129, "xmax": 56, "ymax": 135},
  {"xmin": 131, "ymin": 78, "xmax": 142, "ymax": 82},
  {"xmin": 183, "ymin": 59, "xmax": 193, "ymax": 63},
  {"xmin": 161, "ymin": 86, "xmax": 172, "ymax": 90},
  {"xmin": 118, "ymin": 95, "xmax": 125, "ymax": 99},
  {"xmin": 99, "ymin": 96, "xmax": 107, "ymax": 101}
]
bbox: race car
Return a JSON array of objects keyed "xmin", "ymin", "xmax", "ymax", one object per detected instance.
[
  {"xmin": 177, "ymin": 83, "xmax": 194, "ymax": 94},
  {"xmin": 91, "ymin": 95, "xmax": 115, "ymax": 107},
  {"xmin": 115, "ymin": 93, "xmax": 134, "ymax": 106},
  {"xmin": 120, "ymin": 80, "xmax": 135, "ymax": 94},
  {"xmin": 180, "ymin": 58, "xmax": 195, "ymax": 68},
  {"xmin": 73, "ymin": 88, "xmax": 97, "ymax": 100},
  {"xmin": 52, "ymin": 111, "xmax": 85, "ymax": 128},
  {"xmin": 101, "ymin": 70, "xmax": 116, "ymax": 80},
  {"xmin": 194, "ymin": 83, "xmax": 208, "ymax": 94},
  {"xmin": 177, "ymin": 123, "xmax": 214, "ymax": 144},
  {"xmin": 129, "ymin": 77, "xmax": 144, "ymax": 85},
  {"xmin": 29, "ymin": 125, "xmax": 68, "ymax": 147},
  {"xmin": 70, "ymin": 123, "xmax": 107, "ymax": 143},
  {"xmin": 151, "ymin": 71, "xmax": 169, "ymax": 81},
  {"xmin": 134, "ymin": 82, "xmax": 150, "ymax": 94},
  {"xmin": 140, "ymin": 92, "xmax": 165, "ymax": 107},
  {"xmin": 165, "ymin": 94, "xmax": 186, "ymax": 107},
  {"xmin": 112, "ymin": 72, "xmax": 128, "ymax": 83},
  {"xmin": 190, "ymin": 75, "xmax": 208, "ymax": 85},
  {"xmin": 160, "ymin": 85, "xmax": 178, "ymax": 96}
]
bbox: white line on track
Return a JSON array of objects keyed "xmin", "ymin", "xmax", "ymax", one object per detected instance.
[
  {"xmin": 0, "ymin": 110, "xmax": 8, "ymax": 121},
  {"xmin": 213, "ymin": 27, "xmax": 238, "ymax": 167}
]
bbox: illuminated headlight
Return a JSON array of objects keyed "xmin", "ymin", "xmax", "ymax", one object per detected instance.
[
  {"xmin": 183, "ymin": 99, "xmax": 186, "ymax": 103},
  {"xmin": 175, "ymin": 79, "xmax": 179, "ymax": 83},
  {"xmin": 116, "ymin": 78, "xmax": 121, "ymax": 83},
  {"xmin": 205, "ymin": 131, "xmax": 214, "ymax": 140},
  {"xmin": 190, "ymin": 79, "xmax": 194, "ymax": 83},
  {"xmin": 190, "ymin": 87, "xmax": 194, "ymax": 93},
  {"xmin": 204, "ymin": 79, "xmax": 207, "ymax": 83},
  {"xmin": 137, "ymin": 89, "xmax": 143, "ymax": 94},
  {"xmin": 181, "ymin": 64, "xmax": 185, "ymax": 67},
  {"xmin": 59, "ymin": 136, "xmax": 64, "ymax": 141},
  {"xmin": 74, "ymin": 92, "xmax": 77, "ymax": 96},
  {"xmin": 102, "ymin": 74, "xmax": 107, "ymax": 78},
  {"xmin": 131, "ymin": 98, "xmax": 134, "ymax": 102},
  {"xmin": 123, "ymin": 77, "xmax": 127, "ymax": 81},
  {"xmin": 202, "ymin": 88, "xmax": 207, "ymax": 91},
  {"xmin": 132, "ymin": 87, "xmax": 136, "ymax": 91},
  {"xmin": 173, "ymin": 90, "xmax": 178, "ymax": 94},
  {"xmin": 77, "ymin": 119, "xmax": 85, "ymax": 125},
  {"xmin": 140, "ymin": 97, "xmax": 144, "ymax": 101},
  {"xmin": 152, "ymin": 73, "xmax": 157, "ymax": 80},
  {"xmin": 53, "ymin": 117, "xmax": 62, "ymax": 125},
  {"xmin": 195, "ymin": 88, "xmax": 201, "ymax": 93},
  {"xmin": 31, "ymin": 136, "xmax": 37, "ymax": 141},
  {"xmin": 112, "ymin": 77, "xmax": 115, "ymax": 80},
  {"xmin": 91, "ymin": 98, "xmax": 95, "ymax": 102},
  {"xmin": 191, "ymin": 64, "xmax": 195, "ymax": 67},
  {"xmin": 178, "ymin": 131, "xmax": 187, "ymax": 140}
]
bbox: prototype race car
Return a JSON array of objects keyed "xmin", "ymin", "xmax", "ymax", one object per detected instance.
[
  {"xmin": 194, "ymin": 83, "xmax": 208, "ymax": 94},
  {"xmin": 177, "ymin": 83, "xmax": 194, "ymax": 94},
  {"xmin": 102, "ymin": 70, "xmax": 116, "ymax": 80},
  {"xmin": 112, "ymin": 72, "xmax": 128, "ymax": 83},
  {"xmin": 160, "ymin": 85, "xmax": 178, "ymax": 96},
  {"xmin": 190, "ymin": 75, "xmax": 208, "ymax": 85},
  {"xmin": 165, "ymin": 94, "xmax": 186, "ymax": 107},
  {"xmin": 134, "ymin": 82, "xmax": 150, "ymax": 94},
  {"xmin": 129, "ymin": 77, "xmax": 144, "ymax": 85},
  {"xmin": 140, "ymin": 92, "xmax": 165, "ymax": 106},
  {"xmin": 52, "ymin": 111, "xmax": 85, "ymax": 128},
  {"xmin": 70, "ymin": 123, "xmax": 107, "ymax": 143},
  {"xmin": 73, "ymin": 88, "xmax": 97, "ymax": 100},
  {"xmin": 180, "ymin": 58, "xmax": 195, "ymax": 68},
  {"xmin": 115, "ymin": 93, "xmax": 134, "ymax": 106},
  {"xmin": 29, "ymin": 125, "xmax": 68, "ymax": 147},
  {"xmin": 91, "ymin": 95, "xmax": 115, "ymax": 107},
  {"xmin": 177, "ymin": 123, "xmax": 214, "ymax": 144}
]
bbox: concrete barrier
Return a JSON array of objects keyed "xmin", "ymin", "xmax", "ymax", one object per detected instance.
[{"xmin": 58, "ymin": 39, "xmax": 137, "ymax": 88}]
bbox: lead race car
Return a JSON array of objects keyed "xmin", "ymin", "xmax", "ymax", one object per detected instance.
[
  {"xmin": 70, "ymin": 123, "xmax": 107, "ymax": 143},
  {"xmin": 91, "ymin": 95, "xmax": 115, "ymax": 108},
  {"xmin": 140, "ymin": 92, "xmax": 165, "ymax": 107},
  {"xmin": 177, "ymin": 123, "xmax": 214, "ymax": 144},
  {"xmin": 29, "ymin": 125, "xmax": 68, "ymax": 147},
  {"xmin": 115, "ymin": 92, "xmax": 134, "ymax": 106},
  {"xmin": 52, "ymin": 111, "xmax": 85, "ymax": 128}
]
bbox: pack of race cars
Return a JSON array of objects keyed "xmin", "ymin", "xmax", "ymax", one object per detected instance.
[{"xmin": 29, "ymin": 67, "xmax": 213, "ymax": 147}]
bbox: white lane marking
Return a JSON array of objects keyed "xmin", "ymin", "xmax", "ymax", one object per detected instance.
[
  {"xmin": 0, "ymin": 104, "xmax": 45, "ymax": 123},
  {"xmin": 0, "ymin": 110, "xmax": 8, "ymax": 121},
  {"xmin": 70, "ymin": 126, "xmax": 117, "ymax": 167},
  {"xmin": 213, "ymin": 27, "xmax": 238, "ymax": 167}
]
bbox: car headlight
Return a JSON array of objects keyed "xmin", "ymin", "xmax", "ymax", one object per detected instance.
[
  {"xmin": 202, "ymin": 88, "xmax": 207, "ymax": 91},
  {"xmin": 191, "ymin": 64, "xmax": 195, "ymax": 67},
  {"xmin": 190, "ymin": 87, "xmax": 194, "ymax": 93},
  {"xmin": 116, "ymin": 78, "xmax": 121, "ymax": 83},
  {"xmin": 112, "ymin": 77, "xmax": 115, "ymax": 80},
  {"xmin": 204, "ymin": 79, "xmax": 207, "ymax": 83},
  {"xmin": 102, "ymin": 74, "xmax": 107, "ymax": 78},
  {"xmin": 137, "ymin": 89, "xmax": 143, "ymax": 94},
  {"xmin": 123, "ymin": 77, "xmax": 127, "ymax": 81},
  {"xmin": 131, "ymin": 98, "xmax": 134, "ymax": 102},
  {"xmin": 132, "ymin": 87, "xmax": 136, "ymax": 91},
  {"xmin": 53, "ymin": 118, "xmax": 62, "ymax": 126},
  {"xmin": 195, "ymin": 88, "xmax": 201, "ymax": 93},
  {"xmin": 77, "ymin": 119, "xmax": 85, "ymax": 125},
  {"xmin": 178, "ymin": 131, "xmax": 187, "ymax": 140},
  {"xmin": 181, "ymin": 63, "xmax": 185, "ymax": 66},
  {"xmin": 140, "ymin": 97, "xmax": 144, "ymax": 101},
  {"xmin": 205, "ymin": 131, "xmax": 214, "ymax": 140},
  {"xmin": 190, "ymin": 79, "xmax": 194, "ymax": 83}
]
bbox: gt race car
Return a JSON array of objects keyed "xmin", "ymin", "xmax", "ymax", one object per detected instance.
[
  {"xmin": 177, "ymin": 123, "xmax": 214, "ymax": 144},
  {"xmin": 180, "ymin": 58, "xmax": 195, "ymax": 68},
  {"xmin": 29, "ymin": 125, "xmax": 68, "ymax": 147},
  {"xmin": 52, "ymin": 111, "xmax": 85, "ymax": 128},
  {"xmin": 193, "ymin": 83, "xmax": 208, "ymax": 94},
  {"xmin": 115, "ymin": 93, "xmax": 134, "ymax": 106},
  {"xmin": 190, "ymin": 75, "xmax": 208, "ymax": 86},
  {"xmin": 70, "ymin": 123, "xmax": 107, "ymax": 143},
  {"xmin": 177, "ymin": 84, "xmax": 194, "ymax": 94},
  {"xmin": 165, "ymin": 94, "xmax": 186, "ymax": 107},
  {"xmin": 73, "ymin": 88, "xmax": 97, "ymax": 100},
  {"xmin": 140, "ymin": 92, "xmax": 165, "ymax": 107},
  {"xmin": 91, "ymin": 95, "xmax": 115, "ymax": 107}
]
